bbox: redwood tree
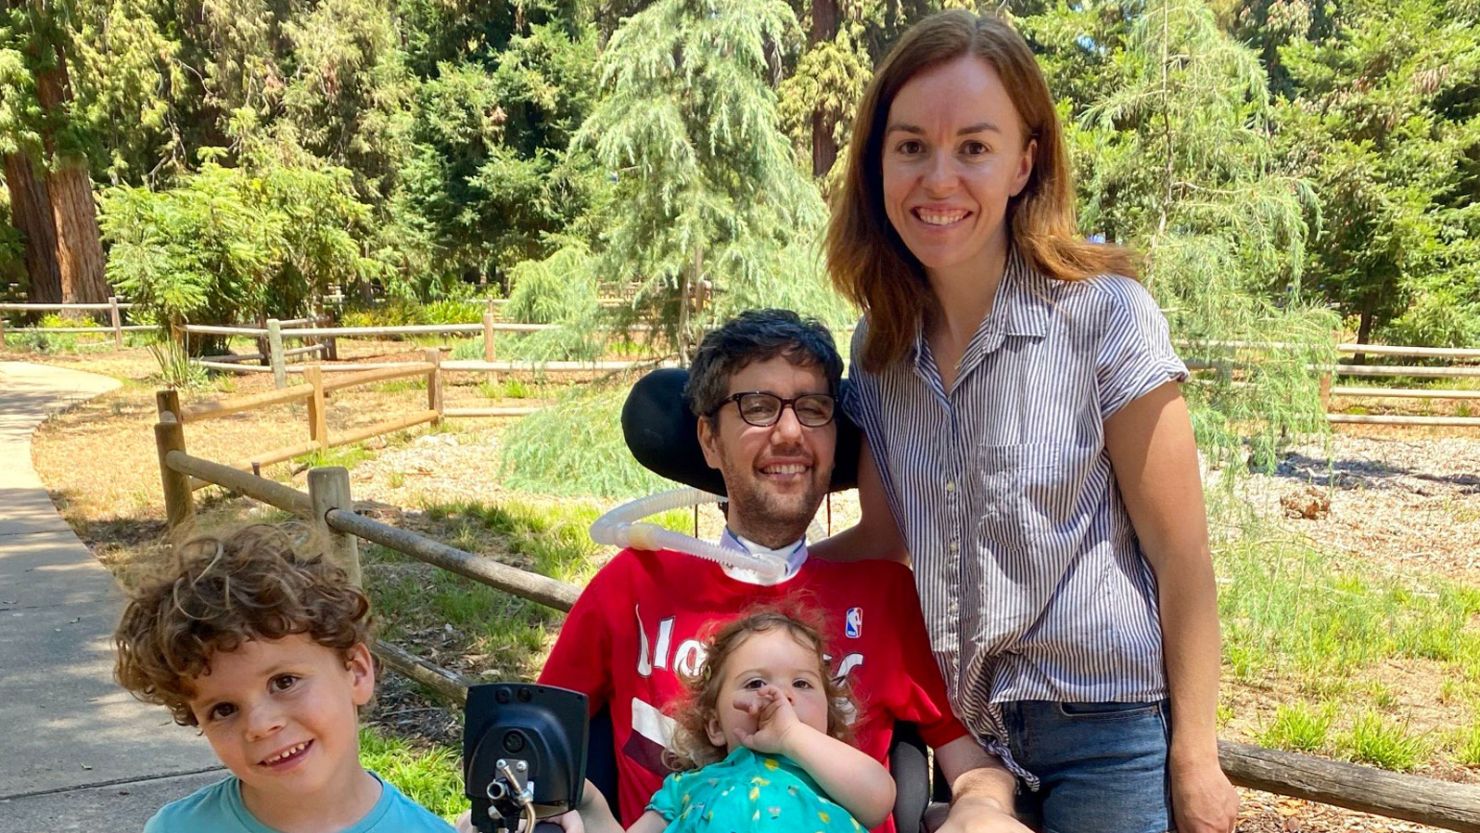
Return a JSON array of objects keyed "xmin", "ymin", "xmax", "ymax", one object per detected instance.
[{"xmin": 0, "ymin": 0, "xmax": 108, "ymax": 304}]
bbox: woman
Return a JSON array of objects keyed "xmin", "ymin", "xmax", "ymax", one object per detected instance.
[{"xmin": 814, "ymin": 11, "xmax": 1238, "ymax": 833}]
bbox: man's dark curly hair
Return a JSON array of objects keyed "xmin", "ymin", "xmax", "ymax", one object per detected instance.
[
  {"xmin": 684, "ymin": 309, "xmax": 844, "ymax": 420},
  {"xmin": 114, "ymin": 524, "xmax": 373, "ymax": 727}
]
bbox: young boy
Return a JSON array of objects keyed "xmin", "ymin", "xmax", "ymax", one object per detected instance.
[{"xmin": 114, "ymin": 525, "xmax": 456, "ymax": 833}]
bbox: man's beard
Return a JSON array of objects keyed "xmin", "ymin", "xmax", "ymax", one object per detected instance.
[{"xmin": 722, "ymin": 470, "xmax": 826, "ymax": 549}]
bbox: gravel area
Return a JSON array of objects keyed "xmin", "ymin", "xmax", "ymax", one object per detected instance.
[{"xmin": 1239, "ymin": 434, "xmax": 1480, "ymax": 585}]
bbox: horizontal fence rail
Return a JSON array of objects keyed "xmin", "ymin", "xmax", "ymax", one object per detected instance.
[
  {"xmin": 0, "ymin": 297, "xmax": 138, "ymax": 347},
  {"xmin": 1329, "ymin": 385, "xmax": 1480, "ymax": 400},
  {"xmin": 1220, "ymin": 742, "xmax": 1480, "ymax": 831},
  {"xmin": 0, "ymin": 301, "xmax": 135, "ymax": 311},
  {"xmin": 1181, "ymin": 338, "xmax": 1478, "ymax": 429},
  {"xmin": 325, "ymin": 508, "xmax": 578, "ymax": 611},
  {"xmin": 159, "ymin": 354, "xmax": 447, "ymax": 482},
  {"xmin": 183, "ymin": 316, "xmax": 571, "ymax": 384}
]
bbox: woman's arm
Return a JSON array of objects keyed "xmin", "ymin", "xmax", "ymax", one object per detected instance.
[
  {"xmin": 1103, "ymin": 381, "xmax": 1238, "ymax": 833},
  {"xmin": 931, "ymin": 737, "xmax": 1032, "ymax": 832},
  {"xmin": 810, "ymin": 439, "xmax": 908, "ymax": 564}
]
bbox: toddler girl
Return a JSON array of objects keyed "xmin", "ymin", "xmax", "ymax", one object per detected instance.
[{"xmin": 629, "ymin": 608, "xmax": 896, "ymax": 833}]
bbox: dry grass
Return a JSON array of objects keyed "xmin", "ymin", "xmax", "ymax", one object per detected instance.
[{"xmin": 21, "ymin": 341, "xmax": 569, "ymax": 578}]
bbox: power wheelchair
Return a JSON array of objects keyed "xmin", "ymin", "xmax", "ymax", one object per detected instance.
[{"xmin": 463, "ymin": 369, "xmax": 948, "ymax": 833}]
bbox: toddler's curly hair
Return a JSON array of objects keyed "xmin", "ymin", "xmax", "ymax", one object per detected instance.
[
  {"xmin": 114, "ymin": 524, "xmax": 372, "ymax": 726},
  {"xmin": 666, "ymin": 605, "xmax": 857, "ymax": 771}
]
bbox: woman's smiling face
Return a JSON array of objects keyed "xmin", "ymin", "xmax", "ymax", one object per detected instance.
[{"xmin": 880, "ymin": 55, "xmax": 1035, "ymax": 284}]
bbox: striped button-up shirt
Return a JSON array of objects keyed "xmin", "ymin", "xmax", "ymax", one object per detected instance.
[{"xmin": 844, "ymin": 249, "xmax": 1188, "ymax": 781}]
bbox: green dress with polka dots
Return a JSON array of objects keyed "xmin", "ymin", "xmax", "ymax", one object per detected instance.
[{"xmin": 646, "ymin": 747, "xmax": 866, "ymax": 833}]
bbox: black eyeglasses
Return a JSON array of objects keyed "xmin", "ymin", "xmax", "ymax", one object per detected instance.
[{"xmin": 710, "ymin": 392, "xmax": 837, "ymax": 428}]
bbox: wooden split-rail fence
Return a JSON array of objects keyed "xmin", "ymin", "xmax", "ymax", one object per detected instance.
[
  {"xmin": 1183, "ymin": 340, "xmax": 1480, "ymax": 429},
  {"xmin": 5, "ymin": 299, "xmax": 1473, "ymax": 430},
  {"xmin": 1322, "ymin": 342, "xmax": 1480, "ymax": 428},
  {"xmin": 156, "ymin": 351, "xmax": 555, "ymax": 480},
  {"xmin": 0, "ymin": 298, "xmax": 151, "ymax": 347},
  {"xmin": 182, "ymin": 314, "xmax": 662, "ymax": 389},
  {"xmin": 148, "ymin": 391, "xmax": 1480, "ymax": 831}
]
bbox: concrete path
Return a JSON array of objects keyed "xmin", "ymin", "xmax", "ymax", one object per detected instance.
[{"xmin": 0, "ymin": 362, "xmax": 220, "ymax": 833}]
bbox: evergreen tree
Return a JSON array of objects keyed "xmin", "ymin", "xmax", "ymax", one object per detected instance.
[
  {"xmin": 576, "ymin": 0, "xmax": 829, "ymax": 358},
  {"xmin": 1064, "ymin": 0, "xmax": 1336, "ymax": 468},
  {"xmin": 1275, "ymin": 0, "xmax": 1480, "ymax": 348},
  {"xmin": 0, "ymin": 0, "xmax": 110, "ymax": 304}
]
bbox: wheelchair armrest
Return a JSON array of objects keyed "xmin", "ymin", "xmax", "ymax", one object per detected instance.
[
  {"xmin": 890, "ymin": 722, "xmax": 931, "ymax": 833},
  {"xmin": 588, "ymin": 706, "xmax": 620, "ymax": 818}
]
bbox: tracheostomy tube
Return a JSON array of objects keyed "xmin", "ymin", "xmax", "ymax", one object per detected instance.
[{"xmin": 589, "ymin": 487, "xmax": 796, "ymax": 581}]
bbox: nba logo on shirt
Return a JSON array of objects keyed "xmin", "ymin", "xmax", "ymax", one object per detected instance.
[{"xmin": 845, "ymin": 607, "xmax": 862, "ymax": 639}]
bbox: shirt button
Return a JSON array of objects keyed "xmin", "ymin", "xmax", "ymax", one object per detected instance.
[
  {"xmin": 944, "ymin": 480, "xmax": 956, "ymax": 492},
  {"xmin": 948, "ymin": 542, "xmax": 959, "ymax": 554}
]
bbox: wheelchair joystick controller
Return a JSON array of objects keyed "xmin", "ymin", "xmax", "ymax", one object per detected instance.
[{"xmin": 464, "ymin": 683, "xmax": 588, "ymax": 833}]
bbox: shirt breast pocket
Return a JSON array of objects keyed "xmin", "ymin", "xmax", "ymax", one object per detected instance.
[{"xmin": 973, "ymin": 442, "xmax": 1070, "ymax": 560}]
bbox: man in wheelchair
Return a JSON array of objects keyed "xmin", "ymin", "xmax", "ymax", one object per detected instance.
[{"xmin": 537, "ymin": 310, "xmax": 1026, "ymax": 833}]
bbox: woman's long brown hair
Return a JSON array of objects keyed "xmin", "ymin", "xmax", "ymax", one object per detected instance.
[{"xmin": 826, "ymin": 10, "xmax": 1139, "ymax": 372}]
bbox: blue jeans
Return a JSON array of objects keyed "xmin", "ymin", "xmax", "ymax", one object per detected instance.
[{"xmin": 1002, "ymin": 699, "xmax": 1174, "ymax": 833}]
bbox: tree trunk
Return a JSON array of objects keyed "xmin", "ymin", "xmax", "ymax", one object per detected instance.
[
  {"xmin": 1354, "ymin": 300, "xmax": 1375, "ymax": 365},
  {"xmin": 47, "ymin": 160, "xmax": 108, "ymax": 303},
  {"xmin": 810, "ymin": 0, "xmax": 840, "ymax": 178},
  {"xmin": 3, "ymin": 152, "xmax": 64, "ymax": 305},
  {"xmin": 34, "ymin": 37, "xmax": 108, "ymax": 305}
]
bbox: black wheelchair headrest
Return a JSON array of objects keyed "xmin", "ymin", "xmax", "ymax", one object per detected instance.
[{"xmin": 621, "ymin": 367, "xmax": 862, "ymax": 497}]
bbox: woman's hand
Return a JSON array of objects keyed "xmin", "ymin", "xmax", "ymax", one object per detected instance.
[
  {"xmin": 1170, "ymin": 752, "xmax": 1239, "ymax": 833},
  {"xmin": 730, "ymin": 684, "xmax": 806, "ymax": 755}
]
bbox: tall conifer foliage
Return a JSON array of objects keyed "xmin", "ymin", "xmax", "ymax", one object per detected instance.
[{"xmin": 577, "ymin": 0, "xmax": 826, "ymax": 358}]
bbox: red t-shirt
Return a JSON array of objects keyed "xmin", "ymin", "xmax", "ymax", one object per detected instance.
[{"xmin": 538, "ymin": 547, "xmax": 966, "ymax": 833}]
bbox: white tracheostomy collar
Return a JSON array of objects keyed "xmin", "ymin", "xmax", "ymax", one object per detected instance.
[{"xmin": 719, "ymin": 528, "xmax": 808, "ymax": 586}]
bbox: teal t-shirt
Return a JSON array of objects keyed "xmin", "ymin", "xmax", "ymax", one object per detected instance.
[
  {"xmin": 647, "ymin": 747, "xmax": 864, "ymax": 833},
  {"xmin": 143, "ymin": 772, "xmax": 456, "ymax": 833}
]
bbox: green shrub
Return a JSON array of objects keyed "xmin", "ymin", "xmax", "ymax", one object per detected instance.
[
  {"xmin": 1257, "ymin": 702, "xmax": 1333, "ymax": 753},
  {"xmin": 102, "ymin": 157, "xmax": 381, "ymax": 353},
  {"xmin": 499, "ymin": 385, "xmax": 676, "ymax": 499},
  {"xmin": 1338, "ymin": 712, "xmax": 1428, "ymax": 771},
  {"xmin": 1454, "ymin": 723, "xmax": 1480, "ymax": 767}
]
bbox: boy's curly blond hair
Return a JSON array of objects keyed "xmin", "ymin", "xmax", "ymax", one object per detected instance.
[
  {"xmin": 114, "ymin": 524, "xmax": 372, "ymax": 726},
  {"xmin": 666, "ymin": 605, "xmax": 858, "ymax": 771}
]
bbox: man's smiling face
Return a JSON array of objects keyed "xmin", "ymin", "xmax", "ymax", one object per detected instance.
[{"xmin": 698, "ymin": 355, "xmax": 836, "ymax": 549}]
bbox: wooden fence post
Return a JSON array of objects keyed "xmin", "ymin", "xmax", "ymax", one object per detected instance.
[
  {"xmin": 154, "ymin": 389, "xmax": 194, "ymax": 530},
  {"xmin": 482, "ymin": 310, "xmax": 496, "ymax": 362},
  {"xmin": 108, "ymin": 296, "xmax": 123, "ymax": 348},
  {"xmin": 425, "ymin": 347, "xmax": 444, "ymax": 423},
  {"xmin": 308, "ymin": 467, "xmax": 360, "ymax": 586},
  {"xmin": 156, "ymin": 388, "xmax": 180, "ymax": 421},
  {"xmin": 256, "ymin": 316, "xmax": 270, "ymax": 367},
  {"xmin": 0, "ymin": 312, "xmax": 7, "ymax": 345},
  {"xmin": 267, "ymin": 318, "xmax": 286, "ymax": 389},
  {"xmin": 1319, "ymin": 371, "xmax": 1333, "ymax": 413},
  {"xmin": 305, "ymin": 364, "xmax": 328, "ymax": 450}
]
